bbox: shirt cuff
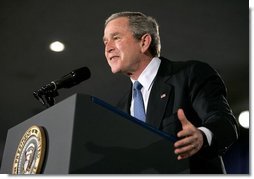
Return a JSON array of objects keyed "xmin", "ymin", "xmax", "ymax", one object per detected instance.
[{"xmin": 198, "ymin": 127, "xmax": 213, "ymax": 146}]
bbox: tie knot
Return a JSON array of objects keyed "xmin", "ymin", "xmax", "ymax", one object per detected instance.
[{"xmin": 133, "ymin": 81, "xmax": 143, "ymax": 90}]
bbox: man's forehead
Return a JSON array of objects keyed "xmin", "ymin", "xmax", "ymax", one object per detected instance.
[{"xmin": 103, "ymin": 20, "xmax": 131, "ymax": 39}]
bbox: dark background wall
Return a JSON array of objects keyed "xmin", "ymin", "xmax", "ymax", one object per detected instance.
[{"xmin": 0, "ymin": 0, "xmax": 249, "ymax": 173}]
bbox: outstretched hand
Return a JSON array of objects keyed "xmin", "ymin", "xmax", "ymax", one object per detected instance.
[{"xmin": 174, "ymin": 109, "xmax": 204, "ymax": 160}]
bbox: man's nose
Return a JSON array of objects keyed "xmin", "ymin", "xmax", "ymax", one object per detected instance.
[{"xmin": 105, "ymin": 41, "xmax": 114, "ymax": 53}]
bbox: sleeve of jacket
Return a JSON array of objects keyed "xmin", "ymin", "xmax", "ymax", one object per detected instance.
[{"xmin": 187, "ymin": 61, "xmax": 239, "ymax": 155}]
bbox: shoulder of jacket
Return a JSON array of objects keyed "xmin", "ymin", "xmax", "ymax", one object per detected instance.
[{"xmin": 159, "ymin": 56, "xmax": 211, "ymax": 73}]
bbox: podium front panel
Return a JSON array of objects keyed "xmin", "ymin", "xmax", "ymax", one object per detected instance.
[{"xmin": 1, "ymin": 94, "xmax": 189, "ymax": 174}]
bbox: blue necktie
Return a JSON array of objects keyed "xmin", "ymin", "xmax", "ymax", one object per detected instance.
[{"xmin": 133, "ymin": 81, "xmax": 146, "ymax": 122}]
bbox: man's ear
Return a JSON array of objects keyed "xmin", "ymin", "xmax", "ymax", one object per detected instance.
[{"xmin": 140, "ymin": 33, "xmax": 152, "ymax": 53}]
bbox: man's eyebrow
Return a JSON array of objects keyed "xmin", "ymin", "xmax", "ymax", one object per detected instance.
[
  {"xmin": 103, "ymin": 32, "xmax": 120, "ymax": 42},
  {"xmin": 102, "ymin": 36, "xmax": 106, "ymax": 42}
]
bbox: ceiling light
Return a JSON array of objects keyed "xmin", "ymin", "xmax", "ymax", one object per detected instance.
[
  {"xmin": 49, "ymin": 41, "xmax": 65, "ymax": 52},
  {"xmin": 238, "ymin": 110, "xmax": 249, "ymax": 129}
]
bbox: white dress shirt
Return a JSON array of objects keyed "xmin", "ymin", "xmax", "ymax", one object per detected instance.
[{"xmin": 130, "ymin": 57, "xmax": 161, "ymax": 114}]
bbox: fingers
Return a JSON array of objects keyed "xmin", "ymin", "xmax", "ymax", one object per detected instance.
[
  {"xmin": 175, "ymin": 142, "xmax": 200, "ymax": 160},
  {"xmin": 177, "ymin": 109, "xmax": 193, "ymax": 138},
  {"xmin": 174, "ymin": 137, "xmax": 198, "ymax": 160},
  {"xmin": 174, "ymin": 135, "xmax": 195, "ymax": 148},
  {"xmin": 177, "ymin": 127, "xmax": 194, "ymax": 138},
  {"xmin": 176, "ymin": 144, "xmax": 197, "ymax": 160},
  {"xmin": 177, "ymin": 109, "xmax": 194, "ymax": 138},
  {"xmin": 177, "ymin": 108, "xmax": 190, "ymax": 127},
  {"xmin": 174, "ymin": 132, "xmax": 203, "ymax": 160},
  {"xmin": 174, "ymin": 109, "xmax": 204, "ymax": 160}
]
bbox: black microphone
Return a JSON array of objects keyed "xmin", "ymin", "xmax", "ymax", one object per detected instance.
[
  {"xmin": 33, "ymin": 67, "xmax": 91, "ymax": 106},
  {"xmin": 44, "ymin": 66, "xmax": 91, "ymax": 91}
]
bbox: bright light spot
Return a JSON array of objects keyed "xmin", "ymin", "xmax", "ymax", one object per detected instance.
[
  {"xmin": 238, "ymin": 110, "xmax": 249, "ymax": 129},
  {"xmin": 49, "ymin": 41, "xmax": 65, "ymax": 52}
]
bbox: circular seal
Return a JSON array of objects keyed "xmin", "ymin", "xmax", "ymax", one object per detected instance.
[{"xmin": 12, "ymin": 125, "xmax": 46, "ymax": 174}]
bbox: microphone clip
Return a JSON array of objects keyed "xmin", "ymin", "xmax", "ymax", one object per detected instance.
[{"xmin": 33, "ymin": 82, "xmax": 59, "ymax": 107}]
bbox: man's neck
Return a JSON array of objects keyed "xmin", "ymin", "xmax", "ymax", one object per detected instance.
[{"xmin": 129, "ymin": 56, "xmax": 154, "ymax": 80}]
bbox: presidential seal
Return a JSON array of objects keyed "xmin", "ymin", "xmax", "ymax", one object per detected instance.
[{"xmin": 12, "ymin": 125, "xmax": 46, "ymax": 174}]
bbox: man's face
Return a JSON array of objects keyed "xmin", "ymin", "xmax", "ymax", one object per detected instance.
[{"xmin": 103, "ymin": 17, "xmax": 143, "ymax": 75}]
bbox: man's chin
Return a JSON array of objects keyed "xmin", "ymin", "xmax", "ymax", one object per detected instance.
[
  {"xmin": 110, "ymin": 67, "xmax": 130, "ymax": 76},
  {"xmin": 111, "ymin": 68, "xmax": 120, "ymax": 74}
]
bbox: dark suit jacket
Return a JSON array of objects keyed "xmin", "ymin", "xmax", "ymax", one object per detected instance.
[{"xmin": 117, "ymin": 57, "xmax": 239, "ymax": 174}]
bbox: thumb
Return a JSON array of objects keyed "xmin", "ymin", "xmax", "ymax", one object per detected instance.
[{"xmin": 177, "ymin": 108, "xmax": 190, "ymax": 127}]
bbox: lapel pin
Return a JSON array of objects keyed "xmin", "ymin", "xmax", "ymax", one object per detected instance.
[{"xmin": 160, "ymin": 93, "xmax": 166, "ymax": 99}]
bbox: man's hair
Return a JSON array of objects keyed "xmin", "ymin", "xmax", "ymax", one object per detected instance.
[{"xmin": 105, "ymin": 11, "xmax": 161, "ymax": 57}]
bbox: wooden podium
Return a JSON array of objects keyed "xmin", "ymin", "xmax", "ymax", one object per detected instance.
[{"xmin": 0, "ymin": 93, "xmax": 189, "ymax": 174}]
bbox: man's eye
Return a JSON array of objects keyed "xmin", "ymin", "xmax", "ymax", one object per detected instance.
[{"xmin": 113, "ymin": 36, "xmax": 120, "ymax": 40}]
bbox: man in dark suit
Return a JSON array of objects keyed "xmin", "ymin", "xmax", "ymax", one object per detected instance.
[{"xmin": 103, "ymin": 11, "xmax": 239, "ymax": 174}]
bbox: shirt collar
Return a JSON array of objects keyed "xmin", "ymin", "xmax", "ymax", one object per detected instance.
[{"xmin": 131, "ymin": 57, "xmax": 161, "ymax": 90}]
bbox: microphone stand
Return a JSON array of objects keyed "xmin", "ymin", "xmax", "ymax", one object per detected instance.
[
  {"xmin": 33, "ymin": 66, "xmax": 90, "ymax": 107},
  {"xmin": 33, "ymin": 84, "xmax": 59, "ymax": 107}
]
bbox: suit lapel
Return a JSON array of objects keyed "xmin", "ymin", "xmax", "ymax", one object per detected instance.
[
  {"xmin": 121, "ymin": 87, "xmax": 132, "ymax": 115},
  {"xmin": 146, "ymin": 76, "xmax": 172, "ymax": 128},
  {"xmin": 146, "ymin": 57, "xmax": 174, "ymax": 129},
  {"xmin": 119, "ymin": 57, "xmax": 174, "ymax": 129}
]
